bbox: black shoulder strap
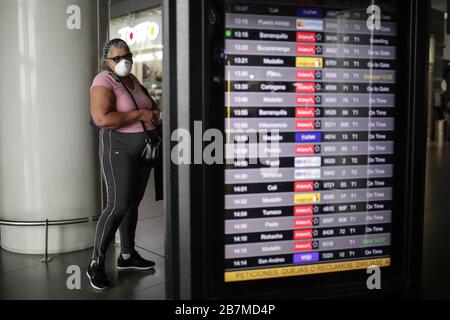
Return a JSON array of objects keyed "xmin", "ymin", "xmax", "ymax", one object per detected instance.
[
  {"xmin": 140, "ymin": 84, "xmax": 160, "ymax": 111},
  {"xmin": 109, "ymin": 71, "xmax": 152, "ymax": 141}
]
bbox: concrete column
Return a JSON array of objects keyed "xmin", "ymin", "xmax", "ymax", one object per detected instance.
[{"xmin": 0, "ymin": 0, "xmax": 109, "ymax": 254}]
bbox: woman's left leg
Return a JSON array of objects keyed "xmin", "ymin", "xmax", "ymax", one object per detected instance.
[
  {"xmin": 119, "ymin": 160, "xmax": 152, "ymax": 254},
  {"xmin": 116, "ymin": 159, "xmax": 155, "ymax": 270}
]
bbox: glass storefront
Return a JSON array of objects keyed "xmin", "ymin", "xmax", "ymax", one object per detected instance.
[{"xmin": 110, "ymin": 7, "xmax": 163, "ymax": 106}]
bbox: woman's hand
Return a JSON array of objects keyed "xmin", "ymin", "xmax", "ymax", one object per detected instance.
[
  {"xmin": 151, "ymin": 110, "xmax": 162, "ymax": 125},
  {"xmin": 139, "ymin": 109, "xmax": 162, "ymax": 125},
  {"xmin": 139, "ymin": 109, "xmax": 155, "ymax": 124}
]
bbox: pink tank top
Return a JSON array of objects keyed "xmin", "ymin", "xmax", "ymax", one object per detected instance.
[{"xmin": 90, "ymin": 71, "xmax": 156, "ymax": 133}]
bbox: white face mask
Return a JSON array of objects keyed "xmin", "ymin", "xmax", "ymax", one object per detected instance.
[{"xmin": 114, "ymin": 59, "xmax": 133, "ymax": 77}]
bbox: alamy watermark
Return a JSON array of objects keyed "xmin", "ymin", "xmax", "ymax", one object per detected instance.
[
  {"xmin": 366, "ymin": 265, "xmax": 381, "ymax": 290},
  {"xmin": 66, "ymin": 265, "xmax": 81, "ymax": 290},
  {"xmin": 170, "ymin": 121, "xmax": 282, "ymax": 172}
]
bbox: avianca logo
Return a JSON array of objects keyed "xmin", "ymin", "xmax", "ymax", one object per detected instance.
[
  {"xmin": 296, "ymin": 70, "xmax": 316, "ymax": 80},
  {"xmin": 296, "ymin": 95, "xmax": 315, "ymax": 105},
  {"xmin": 296, "ymin": 44, "xmax": 316, "ymax": 55},
  {"xmin": 296, "ymin": 32, "xmax": 316, "ymax": 42},
  {"xmin": 296, "ymin": 82, "xmax": 316, "ymax": 93},
  {"xmin": 296, "ymin": 107, "xmax": 315, "ymax": 117},
  {"xmin": 294, "ymin": 229, "xmax": 313, "ymax": 239},
  {"xmin": 295, "ymin": 144, "xmax": 315, "ymax": 155},
  {"xmin": 294, "ymin": 205, "xmax": 314, "ymax": 215},
  {"xmin": 296, "ymin": 120, "xmax": 315, "ymax": 130},
  {"xmin": 294, "ymin": 241, "xmax": 313, "ymax": 251},
  {"xmin": 295, "ymin": 181, "xmax": 314, "ymax": 192},
  {"xmin": 294, "ymin": 218, "xmax": 313, "ymax": 227}
]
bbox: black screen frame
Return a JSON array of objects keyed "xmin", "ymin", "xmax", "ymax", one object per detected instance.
[{"xmin": 191, "ymin": 0, "xmax": 428, "ymax": 299}]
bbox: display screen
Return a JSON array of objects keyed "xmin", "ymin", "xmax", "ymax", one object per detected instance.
[{"xmin": 223, "ymin": 1, "xmax": 398, "ymax": 282}]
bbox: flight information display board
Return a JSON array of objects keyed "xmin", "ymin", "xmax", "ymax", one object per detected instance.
[{"xmin": 223, "ymin": 1, "xmax": 398, "ymax": 283}]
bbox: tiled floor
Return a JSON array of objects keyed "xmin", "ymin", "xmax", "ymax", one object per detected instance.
[
  {"xmin": 0, "ymin": 171, "xmax": 165, "ymax": 300},
  {"xmin": 2, "ymin": 143, "xmax": 450, "ymax": 299},
  {"xmin": 422, "ymin": 141, "xmax": 450, "ymax": 299}
]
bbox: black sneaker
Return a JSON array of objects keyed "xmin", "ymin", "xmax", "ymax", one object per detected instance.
[
  {"xmin": 117, "ymin": 251, "xmax": 155, "ymax": 271},
  {"xmin": 86, "ymin": 261, "xmax": 110, "ymax": 290}
]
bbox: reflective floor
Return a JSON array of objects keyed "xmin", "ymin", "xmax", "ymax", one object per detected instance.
[
  {"xmin": 1, "ymin": 143, "xmax": 450, "ymax": 299},
  {"xmin": 0, "ymin": 172, "xmax": 165, "ymax": 300},
  {"xmin": 422, "ymin": 141, "xmax": 450, "ymax": 299}
]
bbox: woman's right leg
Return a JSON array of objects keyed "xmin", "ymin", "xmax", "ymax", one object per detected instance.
[
  {"xmin": 92, "ymin": 129, "xmax": 140, "ymax": 265},
  {"xmin": 88, "ymin": 129, "xmax": 139, "ymax": 289}
]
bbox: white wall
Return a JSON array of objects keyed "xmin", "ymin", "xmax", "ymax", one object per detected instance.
[{"xmin": 0, "ymin": 0, "xmax": 108, "ymax": 254}]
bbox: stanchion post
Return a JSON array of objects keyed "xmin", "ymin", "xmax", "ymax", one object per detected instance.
[{"xmin": 40, "ymin": 219, "xmax": 53, "ymax": 263}]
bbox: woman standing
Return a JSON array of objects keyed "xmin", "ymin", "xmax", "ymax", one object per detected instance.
[{"xmin": 87, "ymin": 39, "xmax": 162, "ymax": 290}]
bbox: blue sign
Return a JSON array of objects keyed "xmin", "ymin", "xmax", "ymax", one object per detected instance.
[
  {"xmin": 293, "ymin": 252, "xmax": 319, "ymax": 264},
  {"xmin": 298, "ymin": 7, "xmax": 323, "ymax": 18},
  {"xmin": 296, "ymin": 132, "xmax": 322, "ymax": 143}
]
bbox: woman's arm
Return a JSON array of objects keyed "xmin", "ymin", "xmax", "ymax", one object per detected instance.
[{"xmin": 90, "ymin": 86, "xmax": 152, "ymax": 130}]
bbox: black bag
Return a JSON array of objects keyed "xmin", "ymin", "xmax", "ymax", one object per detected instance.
[{"xmin": 141, "ymin": 136, "xmax": 160, "ymax": 164}]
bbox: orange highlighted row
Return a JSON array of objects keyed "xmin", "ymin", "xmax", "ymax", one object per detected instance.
[{"xmin": 224, "ymin": 258, "xmax": 391, "ymax": 282}]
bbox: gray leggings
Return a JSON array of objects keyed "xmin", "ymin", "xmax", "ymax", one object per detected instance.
[{"xmin": 92, "ymin": 128, "xmax": 157, "ymax": 265}]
